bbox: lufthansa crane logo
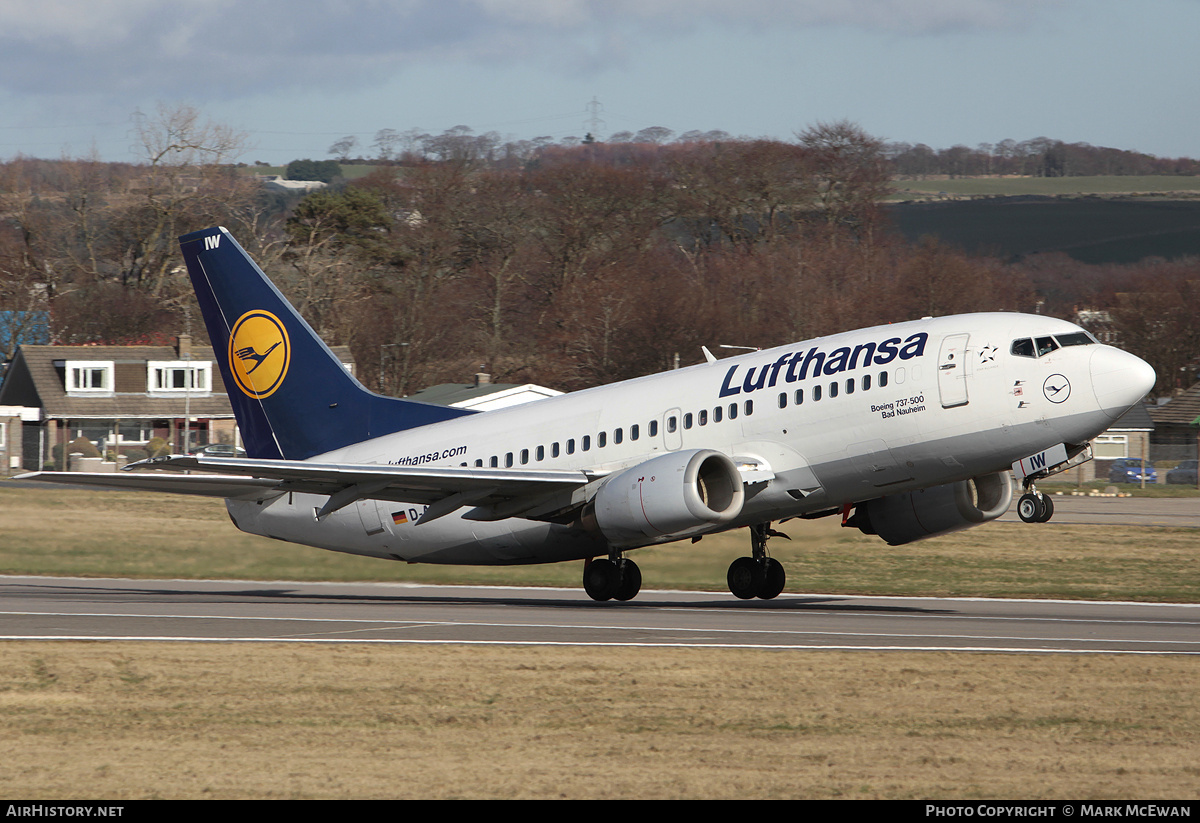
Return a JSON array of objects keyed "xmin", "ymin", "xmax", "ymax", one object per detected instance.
[
  {"xmin": 1042, "ymin": 374, "xmax": 1071, "ymax": 404},
  {"xmin": 228, "ymin": 310, "xmax": 290, "ymax": 399}
]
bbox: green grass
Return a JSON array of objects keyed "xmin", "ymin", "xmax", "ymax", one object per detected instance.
[
  {"xmin": 893, "ymin": 175, "xmax": 1200, "ymax": 198},
  {"xmin": 2, "ymin": 484, "xmax": 1198, "ymax": 602}
]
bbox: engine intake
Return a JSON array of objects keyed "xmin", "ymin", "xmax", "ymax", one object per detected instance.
[
  {"xmin": 590, "ymin": 449, "xmax": 745, "ymax": 547},
  {"xmin": 852, "ymin": 471, "xmax": 1013, "ymax": 546}
]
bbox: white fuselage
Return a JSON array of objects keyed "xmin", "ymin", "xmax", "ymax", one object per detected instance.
[{"xmin": 227, "ymin": 313, "xmax": 1151, "ymax": 565}]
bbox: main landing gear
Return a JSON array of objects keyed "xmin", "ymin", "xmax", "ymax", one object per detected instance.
[
  {"xmin": 1017, "ymin": 485, "xmax": 1055, "ymax": 523},
  {"xmin": 583, "ymin": 554, "xmax": 642, "ymax": 602},
  {"xmin": 727, "ymin": 522, "xmax": 788, "ymax": 600}
]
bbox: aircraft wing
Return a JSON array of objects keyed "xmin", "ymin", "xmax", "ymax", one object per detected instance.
[
  {"xmin": 14, "ymin": 471, "xmax": 284, "ymax": 501},
  {"xmin": 20, "ymin": 456, "xmax": 598, "ymax": 523},
  {"xmin": 130, "ymin": 455, "xmax": 598, "ymax": 522}
]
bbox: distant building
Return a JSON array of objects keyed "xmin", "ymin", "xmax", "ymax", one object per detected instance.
[
  {"xmin": 1148, "ymin": 382, "xmax": 1200, "ymax": 462},
  {"xmin": 0, "ymin": 336, "xmax": 354, "ymax": 472},
  {"xmin": 257, "ymin": 175, "xmax": 327, "ymax": 194},
  {"xmin": 407, "ymin": 373, "xmax": 563, "ymax": 411}
]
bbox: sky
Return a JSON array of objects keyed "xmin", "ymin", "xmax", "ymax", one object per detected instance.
[{"xmin": 1, "ymin": 0, "xmax": 1198, "ymax": 166}]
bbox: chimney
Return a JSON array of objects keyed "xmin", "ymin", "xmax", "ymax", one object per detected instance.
[
  {"xmin": 176, "ymin": 334, "xmax": 192, "ymax": 359},
  {"xmin": 474, "ymin": 372, "xmax": 491, "ymax": 387}
]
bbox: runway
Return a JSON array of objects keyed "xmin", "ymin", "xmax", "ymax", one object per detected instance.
[
  {"xmin": 1, "ymin": 575, "xmax": 1196, "ymax": 654},
  {"xmin": 996, "ymin": 495, "xmax": 1200, "ymax": 527}
]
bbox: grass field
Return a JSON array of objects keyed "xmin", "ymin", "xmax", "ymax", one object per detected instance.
[
  {"xmin": 2, "ymin": 644, "xmax": 1197, "ymax": 799},
  {"xmin": 894, "ymin": 175, "xmax": 1200, "ymax": 198},
  {"xmin": 2, "ymin": 483, "xmax": 1197, "ymax": 799},
  {"xmin": 2, "ymin": 484, "xmax": 1199, "ymax": 601}
]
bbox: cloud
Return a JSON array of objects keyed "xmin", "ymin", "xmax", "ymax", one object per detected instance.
[{"xmin": 0, "ymin": 0, "xmax": 1060, "ymax": 100}]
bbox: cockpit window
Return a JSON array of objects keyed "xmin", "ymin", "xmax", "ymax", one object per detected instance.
[
  {"xmin": 1011, "ymin": 338, "xmax": 1035, "ymax": 358},
  {"xmin": 1035, "ymin": 336, "xmax": 1059, "ymax": 357},
  {"xmin": 1013, "ymin": 331, "xmax": 1095, "ymax": 359},
  {"xmin": 1054, "ymin": 332, "xmax": 1095, "ymax": 347}
]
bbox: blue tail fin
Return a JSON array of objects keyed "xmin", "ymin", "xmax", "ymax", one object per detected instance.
[{"xmin": 179, "ymin": 226, "xmax": 474, "ymax": 460}]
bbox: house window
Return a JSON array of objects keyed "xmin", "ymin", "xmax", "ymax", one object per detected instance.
[
  {"xmin": 148, "ymin": 361, "xmax": 211, "ymax": 393},
  {"xmin": 66, "ymin": 361, "xmax": 114, "ymax": 393},
  {"xmin": 1093, "ymin": 434, "xmax": 1129, "ymax": 459}
]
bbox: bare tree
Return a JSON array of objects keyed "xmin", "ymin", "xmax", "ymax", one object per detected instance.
[
  {"xmin": 328, "ymin": 135, "xmax": 358, "ymax": 161},
  {"xmin": 796, "ymin": 120, "xmax": 892, "ymax": 233}
]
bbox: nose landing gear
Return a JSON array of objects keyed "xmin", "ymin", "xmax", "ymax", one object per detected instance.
[{"xmin": 1017, "ymin": 487, "xmax": 1055, "ymax": 523}]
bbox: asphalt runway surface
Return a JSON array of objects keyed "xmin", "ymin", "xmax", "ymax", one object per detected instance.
[
  {"xmin": 1, "ymin": 575, "xmax": 1196, "ymax": 655},
  {"xmin": 996, "ymin": 494, "xmax": 1200, "ymax": 527}
]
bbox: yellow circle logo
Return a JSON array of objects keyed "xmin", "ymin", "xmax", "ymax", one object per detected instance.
[{"xmin": 228, "ymin": 310, "xmax": 290, "ymax": 399}]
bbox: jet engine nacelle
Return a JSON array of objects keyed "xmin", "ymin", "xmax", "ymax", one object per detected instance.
[
  {"xmin": 590, "ymin": 449, "xmax": 745, "ymax": 547},
  {"xmin": 852, "ymin": 471, "xmax": 1014, "ymax": 546}
]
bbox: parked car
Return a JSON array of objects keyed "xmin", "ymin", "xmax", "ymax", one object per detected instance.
[
  {"xmin": 187, "ymin": 443, "xmax": 247, "ymax": 458},
  {"xmin": 1108, "ymin": 458, "xmax": 1157, "ymax": 484},
  {"xmin": 1166, "ymin": 460, "xmax": 1198, "ymax": 485}
]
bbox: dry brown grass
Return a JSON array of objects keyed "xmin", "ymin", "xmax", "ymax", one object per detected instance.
[{"xmin": 1, "ymin": 643, "xmax": 1197, "ymax": 799}]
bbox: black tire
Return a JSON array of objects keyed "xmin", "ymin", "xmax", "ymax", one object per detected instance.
[
  {"xmin": 1036, "ymin": 494, "xmax": 1054, "ymax": 523},
  {"xmin": 758, "ymin": 558, "xmax": 786, "ymax": 600},
  {"xmin": 584, "ymin": 558, "xmax": 620, "ymax": 601},
  {"xmin": 1017, "ymin": 493, "xmax": 1043, "ymax": 523},
  {"xmin": 613, "ymin": 559, "xmax": 642, "ymax": 602},
  {"xmin": 727, "ymin": 556, "xmax": 764, "ymax": 600}
]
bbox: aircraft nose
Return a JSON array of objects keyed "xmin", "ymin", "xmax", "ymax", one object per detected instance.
[{"xmin": 1090, "ymin": 347, "xmax": 1156, "ymax": 419}]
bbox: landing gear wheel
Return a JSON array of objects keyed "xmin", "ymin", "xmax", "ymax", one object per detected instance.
[
  {"xmin": 613, "ymin": 559, "xmax": 642, "ymax": 602},
  {"xmin": 584, "ymin": 558, "xmax": 620, "ymax": 601},
  {"xmin": 758, "ymin": 558, "xmax": 786, "ymax": 600},
  {"xmin": 1036, "ymin": 494, "xmax": 1054, "ymax": 523},
  {"xmin": 728, "ymin": 556, "xmax": 764, "ymax": 600},
  {"xmin": 1017, "ymin": 493, "xmax": 1044, "ymax": 523}
]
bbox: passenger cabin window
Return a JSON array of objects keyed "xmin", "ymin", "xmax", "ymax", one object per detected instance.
[
  {"xmin": 630, "ymin": 424, "xmax": 639, "ymax": 441},
  {"xmin": 794, "ymin": 388, "xmax": 804, "ymax": 405},
  {"xmin": 649, "ymin": 420, "xmax": 659, "ymax": 437},
  {"xmin": 698, "ymin": 409, "xmax": 708, "ymax": 426},
  {"xmin": 878, "ymin": 370, "xmax": 888, "ymax": 388},
  {"xmin": 520, "ymin": 449, "xmax": 529, "ymax": 465},
  {"xmin": 683, "ymin": 413, "xmax": 693, "ymax": 429},
  {"xmin": 667, "ymin": 416, "xmax": 677, "ymax": 433},
  {"xmin": 582, "ymin": 435, "xmax": 591, "ymax": 451},
  {"xmin": 744, "ymin": 399, "xmax": 753, "ymax": 416},
  {"xmin": 713, "ymin": 406, "xmax": 723, "ymax": 423},
  {"xmin": 598, "ymin": 432, "xmax": 607, "ymax": 448},
  {"xmin": 614, "ymin": 428, "xmax": 623, "ymax": 445},
  {"xmin": 567, "ymin": 439, "xmax": 575, "ymax": 455},
  {"xmin": 828, "ymin": 381, "xmax": 839, "ymax": 398},
  {"xmin": 536, "ymin": 445, "xmax": 545, "ymax": 461},
  {"xmin": 813, "ymin": 384, "xmax": 823, "ymax": 401}
]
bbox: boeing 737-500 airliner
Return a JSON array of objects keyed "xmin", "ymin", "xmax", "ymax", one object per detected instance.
[{"xmin": 23, "ymin": 227, "xmax": 1157, "ymax": 601}]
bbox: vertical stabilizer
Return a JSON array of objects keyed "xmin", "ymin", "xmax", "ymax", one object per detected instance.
[{"xmin": 179, "ymin": 226, "xmax": 474, "ymax": 460}]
